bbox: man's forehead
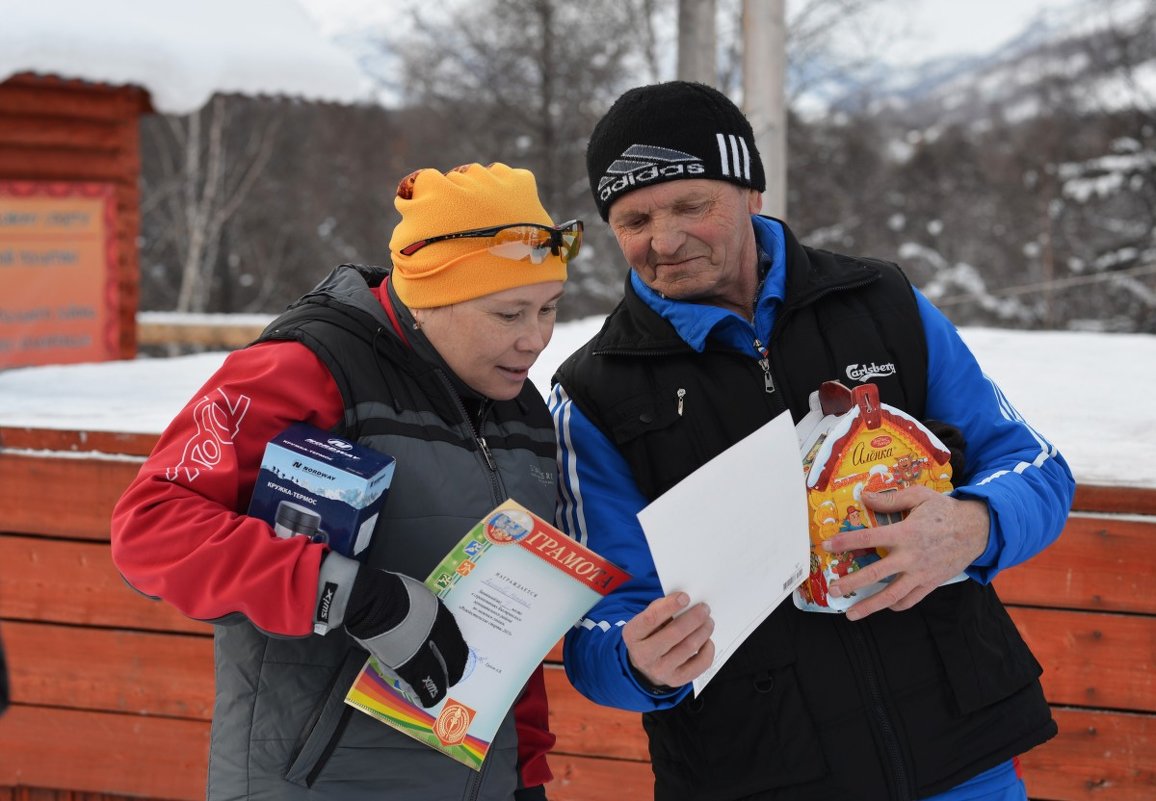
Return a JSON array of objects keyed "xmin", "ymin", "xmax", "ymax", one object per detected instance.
[{"xmin": 609, "ymin": 179, "xmax": 731, "ymax": 217}]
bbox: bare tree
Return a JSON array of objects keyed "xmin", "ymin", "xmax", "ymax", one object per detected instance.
[
  {"xmin": 382, "ymin": 0, "xmax": 900, "ymax": 316},
  {"xmin": 131, "ymin": 0, "xmax": 1155, "ymax": 335},
  {"xmin": 141, "ymin": 95, "xmax": 280, "ymax": 313},
  {"xmin": 140, "ymin": 97, "xmax": 407, "ymax": 320},
  {"xmin": 382, "ymin": 0, "xmax": 659, "ymax": 316}
]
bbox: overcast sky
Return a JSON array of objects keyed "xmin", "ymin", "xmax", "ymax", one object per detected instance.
[{"xmin": 296, "ymin": 0, "xmax": 1088, "ymax": 67}]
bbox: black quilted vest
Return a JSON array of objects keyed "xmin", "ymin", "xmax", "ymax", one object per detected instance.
[
  {"xmin": 202, "ymin": 265, "xmax": 557, "ymax": 801},
  {"xmin": 554, "ymin": 223, "xmax": 1055, "ymax": 801}
]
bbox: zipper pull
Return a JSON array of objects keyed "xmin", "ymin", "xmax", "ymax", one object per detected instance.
[
  {"xmin": 676, "ymin": 388, "xmax": 686, "ymax": 416},
  {"xmin": 476, "ymin": 436, "xmax": 497, "ymax": 470},
  {"xmin": 754, "ymin": 338, "xmax": 776, "ymax": 394},
  {"xmin": 761, "ymin": 364, "xmax": 775, "ymax": 394}
]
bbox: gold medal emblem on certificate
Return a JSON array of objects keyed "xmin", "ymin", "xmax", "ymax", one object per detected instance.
[{"xmin": 434, "ymin": 699, "xmax": 476, "ymax": 746}]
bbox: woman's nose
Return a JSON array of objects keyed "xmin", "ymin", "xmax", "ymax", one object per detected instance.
[{"xmin": 517, "ymin": 319, "xmax": 548, "ymax": 353}]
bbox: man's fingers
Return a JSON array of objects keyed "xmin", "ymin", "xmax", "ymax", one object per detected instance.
[
  {"xmin": 844, "ymin": 576, "xmax": 935, "ymax": 621},
  {"xmin": 891, "ymin": 584, "xmax": 935, "ymax": 612},
  {"xmin": 667, "ymin": 638, "xmax": 716, "ymax": 687},
  {"xmin": 625, "ymin": 600, "xmax": 711, "ymax": 656},
  {"xmin": 844, "ymin": 575, "xmax": 912, "ymax": 620},
  {"xmin": 625, "ymin": 592, "xmax": 691, "ymax": 641},
  {"xmin": 659, "ymin": 613, "xmax": 714, "ymax": 667},
  {"xmin": 863, "ymin": 485, "xmax": 935, "ymax": 511},
  {"xmin": 624, "ymin": 593, "xmax": 715, "ymax": 688}
]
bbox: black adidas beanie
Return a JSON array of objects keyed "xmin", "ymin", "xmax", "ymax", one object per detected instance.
[{"xmin": 586, "ymin": 81, "xmax": 766, "ymax": 220}]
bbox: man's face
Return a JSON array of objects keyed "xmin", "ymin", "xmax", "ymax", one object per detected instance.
[{"xmin": 607, "ymin": 179, "xmax": 763, "ymax": 317}]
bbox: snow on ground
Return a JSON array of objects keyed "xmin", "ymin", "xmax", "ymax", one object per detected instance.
[{"xmin": 0, "ymin": 318, "xmax": 1147, "ymax": 489}]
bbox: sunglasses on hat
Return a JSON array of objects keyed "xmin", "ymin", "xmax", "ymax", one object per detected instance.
[{"xmin": 399, "ymin": 220, "xmax": 583, "ymax": 265}]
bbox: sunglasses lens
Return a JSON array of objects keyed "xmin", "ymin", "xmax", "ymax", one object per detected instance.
[
  {"xmin": 558, "ymin": 222, "xmax": 582, "ymax": 263},
  {"xmin": 490, "ymin": 226, "xmax": 554, "ymax": 264}
]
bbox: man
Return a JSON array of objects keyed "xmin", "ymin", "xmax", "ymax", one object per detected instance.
[{"xmin": 549, "ymin": 81, "xmax": 1074, "ymax": 801}]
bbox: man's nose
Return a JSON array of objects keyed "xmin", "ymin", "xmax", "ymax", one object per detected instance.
[{"xmin": 649, "ymin": 217, "xmax": 686, "ymax": 255}]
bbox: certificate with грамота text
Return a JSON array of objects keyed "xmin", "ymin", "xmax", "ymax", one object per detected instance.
[{"xmin": 345, "ymin": 498, "xmax": 630, "ymax": 770}]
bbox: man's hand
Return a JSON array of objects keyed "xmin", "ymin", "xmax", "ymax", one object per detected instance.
[
  {"xmin": 623, "ymin": 592, "xmax": 715, "ymax": 691},
  {"xmin": 822, "ymin": 486, "xmax": 990, "ymax": 621}
]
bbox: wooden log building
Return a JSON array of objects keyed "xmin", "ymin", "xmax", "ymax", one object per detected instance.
[{"xmin": 0, "ymin": 73, "xmax": 148, "ymax": 362}]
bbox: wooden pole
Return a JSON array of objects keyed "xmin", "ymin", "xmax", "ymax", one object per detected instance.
[
  {"xmin": 677, "ymin": 0, "xmax": 717, "ymax": 84},
  {"xmin": 742, "ymin": 0, "xmax": 787, "ymax": 218}
]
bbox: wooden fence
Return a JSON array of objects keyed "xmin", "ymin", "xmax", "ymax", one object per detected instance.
[{"xmin": 0, "ymin": 425, "xmax": 1152, "ymax": 800}]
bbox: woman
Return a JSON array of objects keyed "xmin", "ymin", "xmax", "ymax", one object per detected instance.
[{"xmin": 111, "ymin": 163, "xmax": 581, "ymax": 801}]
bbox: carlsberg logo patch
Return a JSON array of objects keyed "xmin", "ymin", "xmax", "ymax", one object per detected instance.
[{"xmin": 846, "ymin": 362, "xmax": 897, "ymax": 382}]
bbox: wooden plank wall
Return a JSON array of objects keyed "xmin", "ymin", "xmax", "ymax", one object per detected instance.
[
  {"xmin": 0, "ymin": 425, "xmax": 1153, "ymax": 801},
  {"xmin": 0, "ymin": 73, "xmax": 150, "ymax": 359}
]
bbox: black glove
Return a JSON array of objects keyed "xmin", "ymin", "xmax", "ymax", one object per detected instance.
[
  {"xmin": 514, "ymin": 785, "xmax": 548, "ymax": 801},
  {"xmin": 923, "ymin": 419, "xmax": 967, "ymax": 481},
  {"xmin": 344, "ymin": 567, "xmax": 468, "ymax": 708}
]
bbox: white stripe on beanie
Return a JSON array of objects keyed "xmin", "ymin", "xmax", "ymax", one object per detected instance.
[
  {"xmin": 716, "ymin": 133, "xmax": 750, "ymax": 180},
  {"xmin": 716, "ymin": 133, "xmax": 730, "ymax": 177}
]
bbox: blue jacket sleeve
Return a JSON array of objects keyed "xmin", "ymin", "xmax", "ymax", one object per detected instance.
[
  {"xmin": 917, "ymin": 292, "xmax": 1076, "ymax": 582},
  {"xmin": 549, "ymin": 384, "xmax": 691, "ymax": 712}
]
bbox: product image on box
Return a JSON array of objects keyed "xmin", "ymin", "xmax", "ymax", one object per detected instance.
[{"xmin": 248, "ymin": 423, "xmax": 396, "ymax": 559}]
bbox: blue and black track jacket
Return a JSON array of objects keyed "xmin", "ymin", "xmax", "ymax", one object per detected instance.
[{"xmin": 549, "ymin": 216, "xmax": 1075, "ymax": 801}]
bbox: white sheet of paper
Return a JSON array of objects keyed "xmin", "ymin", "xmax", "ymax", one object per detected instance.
[{"xmin": 636, "ymin": 410, "xmax": 810, "ymax": 695}]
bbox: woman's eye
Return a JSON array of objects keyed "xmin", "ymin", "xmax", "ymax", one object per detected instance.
[{"xmin": 540, "ymin": 305, "xmax": 558, "ymax": 317}]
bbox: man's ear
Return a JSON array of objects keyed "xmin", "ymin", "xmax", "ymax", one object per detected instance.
[{"xmin": 748, "ymin": 188, "xmax": 763, "ymax": 215}]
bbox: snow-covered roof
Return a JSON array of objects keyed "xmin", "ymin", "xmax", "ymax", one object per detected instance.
[{"xmin": 0, "ymin": 0, "xmax": 370, "ymax": 114}]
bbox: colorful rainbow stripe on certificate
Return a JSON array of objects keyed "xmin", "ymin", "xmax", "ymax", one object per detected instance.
[{"xmin": 346, "ymin": 657, "xmax": 490, "ymax": 769}]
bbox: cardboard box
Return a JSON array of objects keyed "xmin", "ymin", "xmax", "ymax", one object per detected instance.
[{"xmin": 248, "ymin": 423, "xmax": 396, "ymax": 559}]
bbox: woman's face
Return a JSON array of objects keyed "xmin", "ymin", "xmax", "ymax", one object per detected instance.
[{"xmin": 412, "ymin": 281, "xmax": 565, "ymax": 401}]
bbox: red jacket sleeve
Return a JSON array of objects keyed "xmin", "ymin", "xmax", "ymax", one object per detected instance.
[
  {"xmin": 110, "ymin": 341, "xmax": 345, "ymax": 636},
  {"xmin": 515, "ymin": 663, "xmax": 556, "ymax": 788}
]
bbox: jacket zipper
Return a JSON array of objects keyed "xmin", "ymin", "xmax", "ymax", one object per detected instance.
[
  {"xmin": 761, "ymin": 271, "xmax": 877, "ymax": 406},
  {"xmin": 464, "ymin": 745, "xmax": 492, "ymax": 801},
  {"xmin": 769, "ymin": 272, "xmax": 912, "ymax": 795},
  {"xmin": 848, "ymin": 625, "xmax": 910, "ymax": 799},
  {"xmin": 436, "ymin": 372, "xmax": 505, "ymax": 504},
  {"xmin": 753, "ymin": 338, "xmax": 775, "ymax": 394},
  {"xmin": 430, "ymin": 380, "xmax": 502, "ymax": 801}
]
